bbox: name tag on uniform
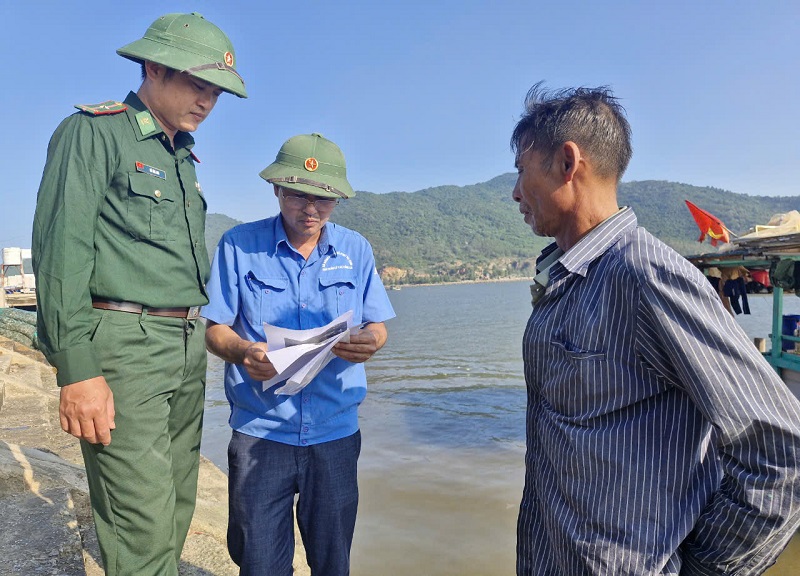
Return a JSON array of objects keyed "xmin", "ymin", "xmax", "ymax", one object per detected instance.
[{"xmin": 135, "ymin": 161, "xmax": 166, "ymax": 180}]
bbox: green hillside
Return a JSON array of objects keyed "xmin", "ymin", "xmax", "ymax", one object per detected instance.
[
  {"xmin": 619, "ymin": 180, "xmax": 800, "ymax": 255},
  {"xmin": 206, "ymin": 177, "xmax": 800, "ymax": 285},
  {"xmin": 330, "ymin": 174, "xmax": 549, "ymax": 283},
  {"xmin": 205, "ymin": 213, "xmax": 242, "ymax": 263}
]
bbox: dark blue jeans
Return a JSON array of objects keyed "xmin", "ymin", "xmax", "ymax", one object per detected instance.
[{"xmin": 227, "ymin": 430, "xmax": 361, "ymax": 576}]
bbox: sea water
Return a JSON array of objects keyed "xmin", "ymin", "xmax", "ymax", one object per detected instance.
[{"xmin": 201, "ymin": 283, "xmax": 800, "ymax": 576}]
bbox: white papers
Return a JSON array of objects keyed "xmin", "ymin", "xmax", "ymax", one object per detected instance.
[{"xmin": 262, "ymin": 310, "xmax": 358, "ymax": 395}]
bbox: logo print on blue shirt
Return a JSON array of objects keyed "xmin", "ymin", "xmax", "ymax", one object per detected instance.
[{"xmin": 322, "ymin": 252, "xmax": 354, "ymax": 271}]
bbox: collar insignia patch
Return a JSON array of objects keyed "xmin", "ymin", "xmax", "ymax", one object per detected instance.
[
  {"xmin": 135, "ymin": 161, "xmax": 166, "ymax": 180},
  {"xmin": 135, "ymin": 111, "xmax": 157, "ymax": 136}
]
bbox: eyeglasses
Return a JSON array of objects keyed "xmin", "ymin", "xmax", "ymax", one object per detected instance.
[{"xmin": 280, "ymin": 189, "xmax": 339, "ymax": 211}]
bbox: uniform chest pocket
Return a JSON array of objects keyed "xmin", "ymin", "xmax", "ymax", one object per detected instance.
[
  {"xmin": 127, "ymin": 172, "xmax": 178, "ymax": 241},
  {"xmin": 243, "ymin": 273, "xmax": 288, "ymax": 327},
  {"xmin": 319, "ymin": 274, "xmax": 358, "ymax": 316}
]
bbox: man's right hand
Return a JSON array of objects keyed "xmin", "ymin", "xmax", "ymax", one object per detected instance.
[
  {"xmin": 206, "ymin": 321, "xmax": 277, "ymax": 382},
  {"xmin": 59, "ymin": 376, "xmax": 116, "ymax": 446},
  {"xmin": 242, "ymin": 342, "xmax": 277, "ymax": 381}
]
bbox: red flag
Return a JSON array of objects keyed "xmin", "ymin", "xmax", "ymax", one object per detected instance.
[{"xmin": 684, "ymin": 200, "xmax": 730, "ymax": 246}]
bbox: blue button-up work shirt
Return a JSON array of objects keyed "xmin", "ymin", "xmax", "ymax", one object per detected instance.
[{"xmin": 202, "ymin": 216, "xmax": 395, "ymax": 446}]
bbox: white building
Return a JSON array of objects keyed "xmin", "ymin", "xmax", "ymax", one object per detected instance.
[{"xmin": 1, "ymin": 247, "xmax": 35, "ymax": 290}]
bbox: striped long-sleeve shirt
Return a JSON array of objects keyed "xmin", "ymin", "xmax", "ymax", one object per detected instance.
[{"xmin": 517, "ymin": 207, "xmax": 800, "ymax": 575}]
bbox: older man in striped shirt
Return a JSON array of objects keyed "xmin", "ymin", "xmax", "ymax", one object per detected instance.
[{"xmin": 511, "ymin": 83, "xmax": 800, "ymax": 575}]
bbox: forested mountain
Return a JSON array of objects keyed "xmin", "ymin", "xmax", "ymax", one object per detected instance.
[
  {"xmin": 618, "ymin": 180, "xmax": 800, "ymax": 255},
  {"xmin": 205, "ymin": 213, "xmax": 241, "ymax": 255},
  {"xmin": 206, "ymin": 177, "xmax": 800, "ymax": 285}
]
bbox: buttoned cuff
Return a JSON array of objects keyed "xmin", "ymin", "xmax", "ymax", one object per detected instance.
[{"xmin": 49, "ymin": 344, "xmax": 102, "ymax": 387}]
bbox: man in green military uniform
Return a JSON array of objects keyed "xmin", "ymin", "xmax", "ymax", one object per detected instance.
[{"xmin": 32, "ymin": 13, "xmax": 246, "ymax": 576}]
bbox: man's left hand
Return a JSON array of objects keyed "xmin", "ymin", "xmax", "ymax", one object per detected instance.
[{"xmin": 333, "ymin": 322, "xmax": 387, "ymax": 363}]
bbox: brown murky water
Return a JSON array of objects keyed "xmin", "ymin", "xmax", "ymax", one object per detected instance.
[
  {"xmin": 766, "ymin": 534, "xmax": 800, "ymax": 575},
  {"xmin": 352, "ymin": 436, "xmax": 523, "ymax": 575}
]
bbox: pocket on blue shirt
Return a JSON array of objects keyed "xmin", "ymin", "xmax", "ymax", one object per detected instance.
[
  {"xmin": 319, "ymin": 274, "xmax": 359, "ymax": 317},
  {"xmin": 243, "ymin": 272, "xmax": 288, "ymax": 327}
]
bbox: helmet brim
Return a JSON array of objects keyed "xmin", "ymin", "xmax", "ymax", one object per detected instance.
[
  {"xmin": 118, "ymin": 40, "xmax": 247, "ymax": 98},
  {"xmin": 260, "ymin": 161, "xmax": 355, "ymax": 199}
]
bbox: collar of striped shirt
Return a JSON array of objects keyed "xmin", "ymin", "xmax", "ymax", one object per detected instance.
[{"xmin": 558, "ymin": 206, "xmax": 635, "ymax": 278}]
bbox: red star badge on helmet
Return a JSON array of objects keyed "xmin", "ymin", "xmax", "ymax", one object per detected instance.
[
  {"xmin": 224, "ymin": 52, "xmax": 234, "ymax": 67},
  {"xmin": 304, "ymin": 157, "xmax": 319, "ymax": 172}
]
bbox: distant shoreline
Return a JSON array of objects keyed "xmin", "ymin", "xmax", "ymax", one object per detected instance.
[{"xmin": 388, "ymin": 276, "xmax": 531, "ymax": 289}]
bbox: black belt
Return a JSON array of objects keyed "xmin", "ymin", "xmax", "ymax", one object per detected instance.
[{"xmin": 92, "ymin": 299, "xmax": 201, "ymax": 320}]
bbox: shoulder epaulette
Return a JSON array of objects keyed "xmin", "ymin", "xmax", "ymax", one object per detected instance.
[{"xmin": 74, "ymin": 101, "xmax": 128, "ymax": 116}]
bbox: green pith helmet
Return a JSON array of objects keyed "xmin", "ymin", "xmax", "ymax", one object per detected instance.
[
  {"xmin": 260, "ymin": 133, "xmax": 355, "ymax": 199},
  {"xmin": 117, "ymin": 12, "xmax": 247, "ymax": 98}
]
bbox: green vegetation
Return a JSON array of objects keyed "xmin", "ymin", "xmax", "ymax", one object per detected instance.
[
  {"xmin": 619, "ymin": 180, "xmax": 800, "ymax": 254},
  {"xmin": 205, "ymin": 213, "xmax": 242, "ymax": 263},
  {"xmin": 206, "ymin": 177, "xmax": 800, "ymax": 285}
]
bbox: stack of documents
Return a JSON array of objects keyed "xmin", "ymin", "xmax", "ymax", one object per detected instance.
[{"xmin": 262, "ymin": 310, "xmax": 360, "ymax": 395}]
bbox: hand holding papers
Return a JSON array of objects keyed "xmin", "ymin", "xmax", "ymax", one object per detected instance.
[{"xmin": 262, "ymin": 310, "xmax": 361, "ymax": 395}]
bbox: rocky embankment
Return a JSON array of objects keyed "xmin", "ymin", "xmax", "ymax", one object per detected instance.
[{"xmin": 0, "ymin": 335, "xmax": 309, "ymax": 576}]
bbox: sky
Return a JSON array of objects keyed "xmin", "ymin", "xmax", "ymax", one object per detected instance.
[{"xmin": 1, "ymin": 0, "xmax": 798, "ymax": 248}]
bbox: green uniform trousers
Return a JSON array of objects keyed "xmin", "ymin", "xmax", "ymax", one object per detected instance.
[{"xmin": 80, "ymin": 309, "xmax": 206, "ymax": 576}]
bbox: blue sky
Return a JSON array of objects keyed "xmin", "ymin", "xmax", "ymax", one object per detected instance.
[{"xmin": 1, "ymin": 0, "xmax": 798, "ymax": 248}]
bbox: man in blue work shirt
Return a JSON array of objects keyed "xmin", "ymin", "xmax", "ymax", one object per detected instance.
[{"xmin": 202, "ymin": 133, "xmax": 395, "ymax": 576}]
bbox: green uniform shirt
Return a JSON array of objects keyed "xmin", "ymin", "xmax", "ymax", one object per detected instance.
[{"xmin": 32, "ymin": 92, "xmax": 210, "ymax": 386}]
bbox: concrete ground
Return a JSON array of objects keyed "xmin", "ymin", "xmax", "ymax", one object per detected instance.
[{"xmin": 0, "ymin": 336, "xmax": 310, "ymax": 576}]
